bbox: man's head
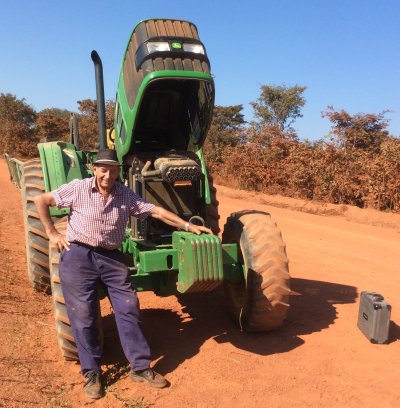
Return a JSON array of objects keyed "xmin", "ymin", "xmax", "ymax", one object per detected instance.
[{"xmin": 92, "ymin": 149, "xmax": 121, "ymax": 193}]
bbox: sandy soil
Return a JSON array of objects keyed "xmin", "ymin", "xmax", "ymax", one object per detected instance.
[{"xmin": 0, "ymin": 157, "xmax": 399, "ymax": 408}]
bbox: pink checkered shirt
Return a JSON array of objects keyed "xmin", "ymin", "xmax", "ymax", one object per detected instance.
[{"xmin": 52, "ymin": 177, "xmax": 155, "ymax": 249}]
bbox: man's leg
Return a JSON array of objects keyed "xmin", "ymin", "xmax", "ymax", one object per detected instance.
[
  {"xmin": 59, "ymin": 244, "xmax": 102, "ymax": 374},
  {"xmin": 96, "ymin": 251, "xmax": 151, "ymax": 371}
]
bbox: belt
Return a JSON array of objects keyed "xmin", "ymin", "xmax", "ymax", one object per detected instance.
[{"xmin": 72, "ymin": 241, "xmax": 118, "ymax": 253}]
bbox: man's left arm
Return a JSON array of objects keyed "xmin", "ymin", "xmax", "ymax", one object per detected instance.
[{"xmin": 150, "ymin": 206, "xmax": 213, "ymax": 235}]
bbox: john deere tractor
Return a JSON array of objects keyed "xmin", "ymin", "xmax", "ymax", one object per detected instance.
[{"xmin": 7, "ymin": 19, "xmax": 290, "ymax": 360}]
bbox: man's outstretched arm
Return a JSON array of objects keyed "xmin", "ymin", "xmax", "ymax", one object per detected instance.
[{"xmin": 150, "ymin": 206, "xmax": 213, "ymax": 235}]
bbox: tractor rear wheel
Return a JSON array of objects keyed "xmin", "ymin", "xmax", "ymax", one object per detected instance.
[
  {"xmin": 49, "ymin": 226, "xmax": 79, "ymax": 361},
  {"xmin": 21, "ymin": 159, "xmax": 55, "ymax": 293},
  {"xmin": 222, "ymin": 210, "xmax": 290, "ymax": 331},
  {"xmin": 49, "ymin": 222, "xmax": 103, "ymax": 361},
  {"xmin": 205, "ymin": 175, "xmax": 220, "ymax": 235}
]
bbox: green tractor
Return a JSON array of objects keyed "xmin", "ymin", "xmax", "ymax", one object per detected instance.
[{"xmin": 9, "ymin": 19, "xmax": 291, "ymax": 360}]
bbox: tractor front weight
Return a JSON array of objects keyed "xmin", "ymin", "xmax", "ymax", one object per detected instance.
[{"xmin": 123, "ymin": 232, "xmax": 240, "ymax": 296}]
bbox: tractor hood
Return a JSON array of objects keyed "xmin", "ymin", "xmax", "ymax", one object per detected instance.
[{"xmin": 114, "ymin": 19, "xmax": 215, "ymax": 157}]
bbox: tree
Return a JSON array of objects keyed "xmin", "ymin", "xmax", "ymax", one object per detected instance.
[
  {"xmin": 37, "ymin": 108, "xmax": 71, "ymax": 142},
  {"xmin": 0, "ymin": 93, "xmax": 38, "ymax": 157},
  {"xmin": 208, "ymin": 105, "xmax": 245, "ymax": 145},
  {"xmin": 248, "ymin": 124, "xmax": 298, "ymax": 148},
  {"xmin": 322, "ymin": 106, "xmax": 390, "ymax": 152},
  {"xmin": 77, "ymin": 99, "xmax": 115, "ymax": 150},
  {"xmin": 211, "ymin": 105, "xmax": 245, "ymax": 133},
  {"xmin": 250, "ymin": 84, "xmax": 306, "ymax": 131},
  {"xmin": 203, "ymin": 105, "xmax": 246, "ymax": 167}
]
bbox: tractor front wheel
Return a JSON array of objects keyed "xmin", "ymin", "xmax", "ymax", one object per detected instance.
[{"xmin": 222, "ymin": 210, "xmax": 291, "ymax": 331}]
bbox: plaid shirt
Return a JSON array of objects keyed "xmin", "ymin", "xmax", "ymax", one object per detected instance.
[{"xmin": 52, "ymin": 177, "xmax": 154, "ymax": 249}]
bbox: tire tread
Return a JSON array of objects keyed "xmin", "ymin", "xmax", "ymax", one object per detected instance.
[{"xmin": 222, "ymin": 210, "xmax": 290, "ymax": 331}]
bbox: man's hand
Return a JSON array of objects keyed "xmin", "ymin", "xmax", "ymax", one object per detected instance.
[
  {"xmin": 33, "ymin": 192, "xmax": 70, "ymax": 252},
  {"xmin": 48, "ymin": 229, "xmax": 70, "ymax": 252},
  {"xmin": 187, "ymin": 223, "xmax": 213, "ymax": 235}
]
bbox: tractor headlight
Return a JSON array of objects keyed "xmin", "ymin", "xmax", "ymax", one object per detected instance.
[
  {"xmin": 183, "ymin": 43, "xmax": 205, "ymax": 54},
  {"xmin": 136, "ymin": 39, "xmax": 208, "ymax": 69},
  {"xmin": 146, "ymin": 42, "xmax": 171, "ymax": 53}
]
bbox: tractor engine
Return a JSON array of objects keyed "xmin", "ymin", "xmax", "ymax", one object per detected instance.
[{"xmin": 126, "ymin": 150, "xmax": 205, "ymax": 241}]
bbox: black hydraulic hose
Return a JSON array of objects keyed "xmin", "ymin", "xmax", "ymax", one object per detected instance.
[{"xmin": 91, "ymin": 50, "xmax": 107, "ymax": 150}]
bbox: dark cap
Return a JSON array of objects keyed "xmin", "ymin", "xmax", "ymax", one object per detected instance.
[{"xmin": 93, "ymin": 149, "xmax": 121, "ymax": 166}]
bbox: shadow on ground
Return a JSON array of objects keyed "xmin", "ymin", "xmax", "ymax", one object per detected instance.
[
  {"xmin": 100, "ymin": 278, "xmax": 357, "ymax": 384},
  {"xmin": 388, "ymin": 321, "xmax": 400, "ymax": 344}
]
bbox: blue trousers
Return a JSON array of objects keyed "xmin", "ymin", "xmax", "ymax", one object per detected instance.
[{"xmin": 59, "ymin": 243, "xmax": 151, "ymax": 375}]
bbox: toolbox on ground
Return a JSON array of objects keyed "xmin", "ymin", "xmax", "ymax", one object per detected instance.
[{"xmin": 357, "ymin": 291, "xmax": 391, "ymax": 344}]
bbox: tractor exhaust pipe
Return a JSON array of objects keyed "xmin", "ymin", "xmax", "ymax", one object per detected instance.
[
  {"xmin": 91, "ymin": 50, "xmax": 107, "ymax": 150},
  {"xmin": 69, "ymin": 113, "xmax": 80, "ymax": 150}
]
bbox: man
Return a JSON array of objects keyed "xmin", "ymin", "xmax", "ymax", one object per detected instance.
[{"xmin": 34, "ymin": 149, "xmax": 212, "ymax": 399}]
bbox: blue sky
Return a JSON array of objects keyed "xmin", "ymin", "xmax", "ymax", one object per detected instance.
[{"xmin": 0, "ymin": 0, "xmax": 399, "ymax": 140}]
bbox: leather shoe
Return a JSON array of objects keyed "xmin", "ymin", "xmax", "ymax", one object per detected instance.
[
  {"xmin": 83, "ymin": 371, "xmax": 103, "ymax": 399},
  {"xmin": 131, "ymin": 368, "xmax": 168, "ymax": 388}
]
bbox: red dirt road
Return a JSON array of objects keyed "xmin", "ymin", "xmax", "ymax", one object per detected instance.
[{"xmin": 0, "ymin": 157, "xmax": 399, "ymax": 407}]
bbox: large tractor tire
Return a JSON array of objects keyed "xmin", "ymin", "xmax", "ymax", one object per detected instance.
[
  {"xmin": 21, "ymin": 159, "xmax": 54, "ymax": 293},
  {"xmin": 205, "ymin": 175, "xmax": 220, "ymax": 235},
  {"xmin": 222, "ymin": 210, "xmax": 291, "ymax": 331},
  {"xmin": 49, "ymin": 222, "xmax": 103, "ymax": 361}
]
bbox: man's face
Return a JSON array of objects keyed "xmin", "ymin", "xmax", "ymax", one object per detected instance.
[{"xmin": 93, "ymin": 164, "xmax": 120, "ymax": 192}]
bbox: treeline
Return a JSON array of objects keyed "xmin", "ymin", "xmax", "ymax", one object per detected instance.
[
  {"xmin": 202, "ymin": 85, "xmax": 400, "ymax": 212},
  {"xmin": 0, "ymin": 93, "xmax": 114, "ymax": 157},
  {"xmin": 1, "ymin": 87, "xmax": 399, "ymax": 211}
]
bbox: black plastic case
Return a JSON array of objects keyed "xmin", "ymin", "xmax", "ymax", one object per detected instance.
[{"xmin": 357, "ymin": 291, "xmax": 391, "ymax": 344}]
